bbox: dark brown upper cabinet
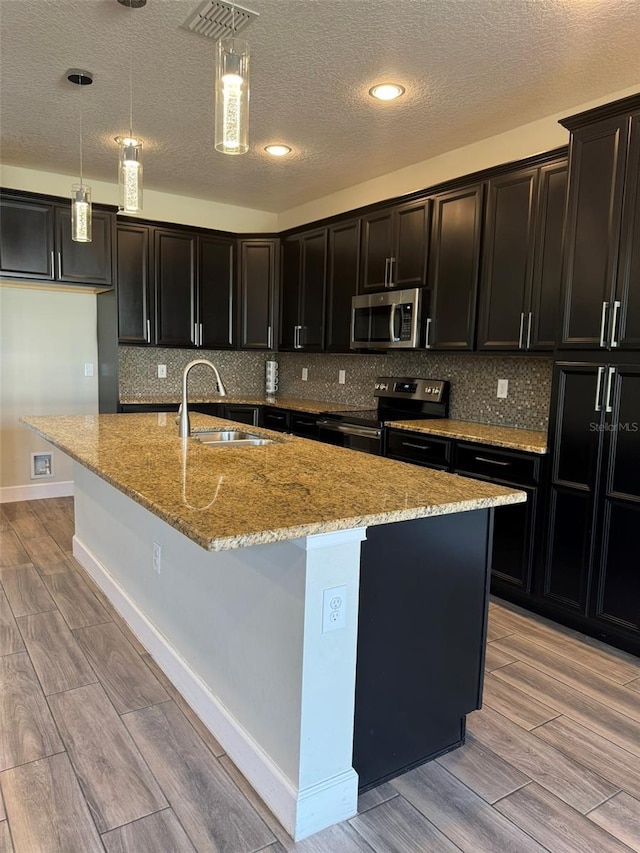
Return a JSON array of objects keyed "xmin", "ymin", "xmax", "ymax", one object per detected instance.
[
  {"xmin": 559, "ymin": 103, "xmax": 635, "ymax": 349},
  {"xmin": 477, "ymin": 158, "xmax": 567, "ymax": 351},
  {"xmin": 325, "ymin": 219, "xmax": 361, "ymax": 352},
  {"xmin": 279, "ymin": 229, "xmax": 327, "ymax": 351},
  {"xmin": 614, "ymin": 112, "xmax": 640, "ymax": 350},
  {"xmin": 0, "ymin": 192, "xmax": 113, "ymax": 287},
  {"xmin": 154, "ymin": 229, "xmax": 197, "ymax": 348},
  {"xmin": 116, "ymin": 222, "xmax": 152, "ymax": 345},
  {"xmin": 425, "ymin": 184, "xmax": 483, "ymax": 350},
  {"xmin": 360, "ymin": 199, "xmax": 430, "ymax": 292},
  {"xmin": 198, "ymin": 234, "xmax": 235, "ymax": 349},
  {"xmin": 238, "ymin": 238, "xmax": 278, "ymax": 350}
]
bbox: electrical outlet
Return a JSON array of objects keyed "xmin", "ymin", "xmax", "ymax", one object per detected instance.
[
  {"xmin": 497, "ymin": 379, "xmax": 509, "ymax": 399},
  {"xmin": 152, "ymin": 542, "xmax": 161, "ymax": 574},
  {"xmin": 84, "ymin": 363, "xmax": 94, "ymax": 377},
  {"xmin": 338, "ymin": 369, "xmax": 346, "ymax": 384},
  {"xmin": 157, "ymin": 364, "xmax": 167, "ymax": 379},
  {"xmin": 322, "ymin": 585, "xmax": 347, "ymax": 633},
  {"xmin": 302, "ymin": 367, "xmax": 308, "ymax": 381}
]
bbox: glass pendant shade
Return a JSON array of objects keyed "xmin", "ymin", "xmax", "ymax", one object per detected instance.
[
  {"xmin": 71, "ymin": 184, "xmax": 92, "ymax": 243},
  {"xmin": 215, "ymin": 37, "xmax": 249, "ymax": 155},
  {"xmin": 118, "ymin": 137, "xmax": 143, "ymax": 212}
]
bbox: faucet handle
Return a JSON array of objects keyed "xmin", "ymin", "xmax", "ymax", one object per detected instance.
[{"xmin": 175, "ymin": 403, "xmax": 182, "ymax": 425}]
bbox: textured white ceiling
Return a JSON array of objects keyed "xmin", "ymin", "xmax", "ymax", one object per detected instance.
[{"xmin": 1, "ymin": 0, "xmax": 639, "ymax": 213}]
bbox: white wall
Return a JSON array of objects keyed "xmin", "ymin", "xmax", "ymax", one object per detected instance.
[
  {"xmin": 277, "ymin": 83, "xmax": 640, "ymax": 230},
  {"xmin": 0, "ymin": 164, "xmax": 278, "ymax": 234},
  {"xmin": 0, "ymin": 285, "xmax": 99, "ymax": 496}
]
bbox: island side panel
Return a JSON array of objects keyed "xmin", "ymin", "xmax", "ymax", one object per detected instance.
[
  {"xmin": 354, "ymin": 508, "xmax": 493, "ymax": 791},
  {"xmin": 71, "ymin": 463, "xmax": 363, "ymax": 840}
]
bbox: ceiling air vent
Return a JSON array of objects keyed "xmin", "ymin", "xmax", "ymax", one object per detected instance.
[{"xmin": 181, "ymin": 0, "xmax": 258, "ymax": 40}]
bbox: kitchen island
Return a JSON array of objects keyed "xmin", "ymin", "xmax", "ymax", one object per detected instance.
[{"xmin": 22, "ymin": 412, "xmax": 525, "ymax": 840}]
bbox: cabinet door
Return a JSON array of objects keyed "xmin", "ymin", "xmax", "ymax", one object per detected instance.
[
  {"xmin": 613, "ymin": 113, "xmax": 640, "ymax": 350},
  {"xmin": 561, "ymin": 115, "xmax": 628, "ymax": 348},
  {"xmin": 238, "ymin": 239, "xmax": 277, "ymax": 349},
  {"xmin": 199, "ymin": 235, "xmax": 234, "ymax": 349},
  {"xmin": 116, "ymin": 223, "xmax": 152, "ymax": 344},
  {"xmin": 543, "ymin": 363, "xmax": 604, "ymax": 614},
  {"xmin": 326, "ymin": 219, "xmax": 360, "ymax": 352},
  {"xmin": 154, "ymin": 229, "xmax": 197, "ymax": 347},
  {"xmin": 392, "ymin": 199, "xmax": 430, "ymax": 289},
  {"xmin": 0, "ymin": 196, "xmax": 53, "ymax": 279},
  {"xmin": 593, "ymin": 366, "xmax": 640, "ymax": 635},
  {"xmin": 279, "ymin": 236, "xmax": 301, "ymax": 349},
  {"xmin": 299, "ymin": 229, "xmax": 327, "ymax": 350},
  {"xmin": 428, "ymin": 184, "xmax": 483, "ymax": 350},
  {"xmin": 360, "ymin": 209, "xmax": 393, "ymax": 291},
  {"xmin": 529, "ymin": 161, "xmax": 568, "ymax": 350},
  {"xmin": 477, "ymin": 169, "xmax": 537, "ymax": 350},
  {"xmin": 55, "ymin": 207, "xmax": 113, "ymax": 286}
]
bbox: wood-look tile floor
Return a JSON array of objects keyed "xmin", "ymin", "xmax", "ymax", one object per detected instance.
[{"xmin": 1, "ymin": 498, "xmax": 640, "ymax": 852}]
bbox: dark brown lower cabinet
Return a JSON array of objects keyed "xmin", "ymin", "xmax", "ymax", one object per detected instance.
[{"xmin": 543, "ymin": 361, "xmax": 640, "ymax": 653}]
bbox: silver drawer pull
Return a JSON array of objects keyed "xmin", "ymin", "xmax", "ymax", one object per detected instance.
[
  {"xmin": 402, "ymin": 441, "xmax": 432, "ymax": 451},
  {"xmin": 294, "ymin": 420, "xmax": 316, "ymax": 427},
  {"xmin": 474, "ymin": 456, "xmax": 510, "ymax": 467}
]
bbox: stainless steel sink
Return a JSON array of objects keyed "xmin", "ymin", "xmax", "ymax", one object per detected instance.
[{"xmin": 193, "ymin": 429, "xmax": 274, "ymax": 447}]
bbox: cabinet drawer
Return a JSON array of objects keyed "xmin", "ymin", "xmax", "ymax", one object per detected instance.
[
  {"xmin": 290, "ymin": 413, "xmax": 319, "ymax": 439},
  {"xmin": 261, "ymin": 407, "xmax": 290, "ymax": 432},
  {"xmin": 385, "ymin": 429, "xmax": 451, "ymax": 469},
  {"xmin": 454, "ymin": 443, "xmax": 539, "ymax": 485}
]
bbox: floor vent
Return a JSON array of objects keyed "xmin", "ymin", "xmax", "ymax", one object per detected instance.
[{"xmin": 181, "ymin": 0, "xmax": 258, "ymax": 41}]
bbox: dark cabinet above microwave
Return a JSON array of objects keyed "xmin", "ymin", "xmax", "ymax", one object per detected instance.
[{"xmin": 360, "ymin": 199, "xmax": 430, "ymax": 292}]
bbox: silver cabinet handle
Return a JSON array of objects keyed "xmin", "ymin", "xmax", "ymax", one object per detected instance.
[
  {"xmin": 474, "ymin": 456, "xmax": 510, "ymax": 467},
  {"xmin": 402, "ymin": 441, "xmax": 432, "ymax": 451},
  {"xmin": 518, "ymin": 312, "xmax": 525, "ymax": 349},
  {"xmin": 600, "ymin": 301, "xmax": 610, "ymax": 348},
  {"xmin": 526, "ymin": 312, "xmax": 533, "ymax": 350},
  {"xmin": 194, "ymin": 323, "xmax": 198, "ymax": 346},
  {"xmin": 267, "ymin": 325, "xmax": 272, "ymax": 349},
  {"xmin": 605, "ymin": 366, "xmax": 616, "ymax": 414},
  {"xmin": 389, "ymin": 257, "xmax": 395, "ymax": 286},
  {"xmin": 146, "ymin": 319, "xmax": 151, "ymax": 344},
  {"xmin": 57, "ymin": 251, "xmax": 62, "ymax": 279},
  {"xmin": 610, "ymin": 300, "xmax": 621, "ymax": 348},
  {"xmin": 50, "ymin": 250, "xmax": 55, "ymax": 278},
  {"xmin": 425, "ymin": 317, "xmax": 432, "ymax": 349},
  {"xmin": 594, "ymin": 366, "xmax": 605, "ymax": 412},
  {"xmin": 384, "ymin": 257, "xmax": 390, "ymax": 287},
  {"xmin": 199, "ymin": 323, "xmax": 203, "ymax": 347}
]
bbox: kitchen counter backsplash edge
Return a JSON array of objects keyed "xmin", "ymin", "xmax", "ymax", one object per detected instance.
[{"xmin": 119, "ymin": 347, "xmax": 553, "ymax": 432}]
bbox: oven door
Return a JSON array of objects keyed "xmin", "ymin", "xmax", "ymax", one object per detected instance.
[{"xmin": 317, "ymin": 420, "xmax": 382, "ymax": 455}]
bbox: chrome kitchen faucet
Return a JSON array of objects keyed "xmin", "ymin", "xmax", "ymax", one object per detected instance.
[{"xmin": 179, "ymin": 359, "xmax": 227, "ymax": 438}]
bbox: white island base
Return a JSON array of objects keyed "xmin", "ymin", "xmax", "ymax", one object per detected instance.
[{"xmin": 72, "ymin": 464, "xmax": 365, "ymax": 841}]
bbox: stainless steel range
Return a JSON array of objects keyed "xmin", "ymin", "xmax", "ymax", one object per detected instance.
[{"xmin": 317, "ymin": 376, "xmax": 449, "ymax": 455}]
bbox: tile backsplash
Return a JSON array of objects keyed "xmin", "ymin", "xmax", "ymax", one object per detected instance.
[{"xmin": 119, "ymin": 347, "xmax": 553, "ymax": 432}]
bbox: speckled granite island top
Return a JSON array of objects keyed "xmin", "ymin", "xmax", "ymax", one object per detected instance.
[
  {"xmin": 22, "ymin": 413, "xmax": 526, "ymax": 552},
  {"xmin": 386, "ymin": 418, "xmax": 548, "ymax": 454},
  {"xmin": 119, "ymin": 394, "xmax": 366, "ymax": 415}
]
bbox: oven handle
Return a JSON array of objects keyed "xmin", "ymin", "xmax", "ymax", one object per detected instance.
[{"xmin": 317, "ymin": 420, "xmax": 381, "ymax": 439}]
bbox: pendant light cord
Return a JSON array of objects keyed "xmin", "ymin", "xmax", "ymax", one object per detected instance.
[
  {"xmin": 79, "ymin": 83, "xmax": 84, "ymax": 185},
  {"xmin": 128, "ymin": 0, "xmax": 134, "ymax": 138}
]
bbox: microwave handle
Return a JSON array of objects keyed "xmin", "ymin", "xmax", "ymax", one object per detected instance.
[{"xmin": 389, "ymin": 303, "xmax": 398, "ymax": 342}]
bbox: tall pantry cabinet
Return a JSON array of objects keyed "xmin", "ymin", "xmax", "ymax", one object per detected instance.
[{"xmin": 544, "ymin": 94, "xmax": 640, "ymax": 654}]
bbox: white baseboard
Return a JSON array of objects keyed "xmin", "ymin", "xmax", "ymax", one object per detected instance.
[
  {"xmin": 73, "ymin": 534, "xmax": 354, "ymax": 840},
  {"xmin": 0, "ymin": 481, "xmax": 74, "ymax": 503}
]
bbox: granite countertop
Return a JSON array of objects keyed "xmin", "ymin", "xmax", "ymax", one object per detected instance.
[
  {"xmin": 386, "ymin": 418, "xmax": 548, "ymax": 454},
  {"xmin": 119, "ymin": 394, "xmax": 366, "ymax": 415},
  {"xmin": 23, "ymin": 413, "xmax": 525, "ymax": 552}
]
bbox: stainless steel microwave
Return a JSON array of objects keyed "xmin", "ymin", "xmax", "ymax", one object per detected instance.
[{"xmin": 351, "ymin": 288, "xmax": 423, "ymax": 350}]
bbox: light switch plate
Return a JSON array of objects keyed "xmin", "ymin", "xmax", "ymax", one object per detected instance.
[
  {"xmin": 302, "ymin": 367, "xmax": 308, "ymax": 381},
  {"xmin": 338, "ymin": 369, "xmax": 346, "ymax": 384},
  {"xmin": 497, "ymin": 379, "xmax": 509, "ymax": 398},
  {"xmin": 84, "ymin": 363, "xmax": 94, "ymax": 377},
  {"xmin": 158, "ymin": 364, "xmax": 167, "ymax": 379}
]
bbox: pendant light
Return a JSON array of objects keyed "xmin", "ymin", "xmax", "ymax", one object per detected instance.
[
  {"xmin": 215, "ymin": 2, "xmax": 249, "ymax": 155},
  {"xmin": 117, "ymin": 0, "xmax": 145, "ymax": 212},
  {"xmin": 67, "ymin": 69, "xmax": 93, "ymax": 243}
]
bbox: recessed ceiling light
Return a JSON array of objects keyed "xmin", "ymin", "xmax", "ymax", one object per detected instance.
[
  {"xmin": 369, "ymin": 83, "xmax": 405, "ymax": 101},
  {"xmin": 265, "ymin": 144, "xmax": 292, "ymax": 157}
]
